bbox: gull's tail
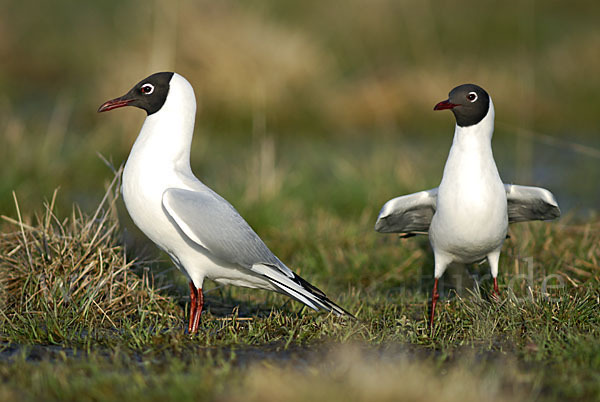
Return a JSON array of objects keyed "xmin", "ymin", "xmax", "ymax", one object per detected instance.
[{"xmin": 253, "ymin": 263, "xmax": 355, "ymax": 318}]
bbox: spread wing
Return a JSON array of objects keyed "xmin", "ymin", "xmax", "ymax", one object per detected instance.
[
  {"xmin": 374, "ymin": 188, "xmax": 438, "ymax": 236},
  {"xmin": 505, "ymin": 184, "xmax": 561, "ymax": 223},
  {"xmin": 162, "ymin": 188, "xmax": 293, "ymax": 277}
]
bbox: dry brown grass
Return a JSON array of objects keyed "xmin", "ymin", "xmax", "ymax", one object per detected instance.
[
  {"xmin": 0, "ymin": 170, "xmax": 179, "ymax": 336},
  {"xmin": 224, "ymin": 345, "xmax": 529, "ymax": 402}
]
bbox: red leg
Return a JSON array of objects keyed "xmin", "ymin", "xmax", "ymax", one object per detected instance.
[
  {"xmin": 190, "ymin": 288, "xmax": 203, "ymax": 334},
  {"xmin": 188, "ymin": 281, "xmax": 198, "ymax": 333},
  {"xmin": 492, "ymin": 277, "xmax": 500, "ymax": 299},
  {"xmin": 430, "ymin": 278, "xmax": 440, "ymax": 331}
]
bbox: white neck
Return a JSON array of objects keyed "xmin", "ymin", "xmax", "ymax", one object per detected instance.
[
  {"xmin": 128, "ymin": 73, "xmax": 197, "ymax": 174},
  {"xmin": 440, "ymin": 99, "xmax": 500, "ymax": 186},
  {"xmin": 450, "ymin": 98, "xmax": 495, "ymax": 151}
]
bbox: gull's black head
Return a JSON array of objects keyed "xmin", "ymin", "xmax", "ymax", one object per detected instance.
[
  {"xmin": 433, "ymin": 84, "xmax": 490, "ymax": 127},
  {"xmin": 98, "ymin": 72, "xmax": 174, "ymax": 115}
]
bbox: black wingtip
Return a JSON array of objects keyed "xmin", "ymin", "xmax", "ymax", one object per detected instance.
[{"xmin": 292, "ymin": 273, "xmax": 356, "ymax": 319}]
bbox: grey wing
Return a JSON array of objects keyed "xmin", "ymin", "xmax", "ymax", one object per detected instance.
[
  {"xmin": 162, "ymin": 188, "xmax": 294, "ymax": 277},
  {"xmin": 505, "ymin": 184, "xmax": 561, "ymax": 223},
  {"xmin": 163, "ymin": 188, "xmax": 353, "ymax": 317},
  {"xmin": 374, "ymin": 188, "xmax": 438, "ymax": 236}
]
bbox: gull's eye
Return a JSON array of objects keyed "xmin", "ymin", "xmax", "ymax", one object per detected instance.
[
  {"xmin": 467, "ymin": 92, "xmax": 477, "ymax": 102},
  {"xmin": 140, "ymin": 83, "xmax": 154, "ymax": 95}
]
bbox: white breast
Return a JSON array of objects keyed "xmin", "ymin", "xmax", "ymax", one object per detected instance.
[
  {"xmin": 429, "ymin": 100, "xmax": 508, "ymax": 262},
  {"xmin": 121, "ymin": 73, "xmax": 196, "ymax": 252}
]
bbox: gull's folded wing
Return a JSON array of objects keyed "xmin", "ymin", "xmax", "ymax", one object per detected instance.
[
  {"xmin": 504, "ymin": 184, "xmax": 561, "ymax": 223},
  {"xmin": 374, "ymin": 188, "xmax": 438, "ymax": 236},
  {"xmin": 162, "ymin": 188, "xmax": 353, "ymax": 317},
  {"xmin": 162, "ymin": 188, "xmax": 293, "ymax": 277}
]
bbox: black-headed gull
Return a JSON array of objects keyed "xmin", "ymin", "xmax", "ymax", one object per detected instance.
[
  {"xmin": 98, "ymin": 72, "xmax": 352, "ymax": 333},
  {"xmin": 375, "ymin": 84, "xmax": 560, "ymax": 329}
]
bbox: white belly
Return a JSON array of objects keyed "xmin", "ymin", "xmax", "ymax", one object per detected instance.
[
  {"xmin": 122, "ymin": 159, "xmax": 272, "ymax": 290},
  {"xmin": 122, "ymin": 162, "xmax": 180, "ymax": 254},
  {"xmin": 430, "ymin": 180, "xmax": 508, "ymax": 263}
]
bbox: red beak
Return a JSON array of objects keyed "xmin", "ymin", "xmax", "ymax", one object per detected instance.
[
  {"xmin": 433, "ymin": 99, "xmax": 460, "ymax": 111},
  {"xmin": 97, "ymin": 97, "xmax": 134, "ymax": 113}
]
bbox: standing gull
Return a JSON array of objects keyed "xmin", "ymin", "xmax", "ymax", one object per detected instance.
[
  {"xmin": 98, "ymin": 72, "xmax": 351, "ymax": 333},
  {"xmin": 375, "ymin": 84, "xmax": 560, "ymax": 329}
]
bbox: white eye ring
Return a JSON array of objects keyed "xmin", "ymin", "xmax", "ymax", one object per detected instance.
[
  {"xmin": 467, "ymin": 91, "xmax": 478, "ymax": 102},
  {"xmin": 141, "ymin": 83, "xmax": 154, "ymax": 95}
]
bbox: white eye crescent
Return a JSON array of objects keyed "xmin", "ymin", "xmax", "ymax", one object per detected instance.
[
  {"xmin": 141, "ymin": 83, "xmax": 154, "ymax": 95},
  {"xmin": 467, "ymin": 92, "xmax": 477, "ymax": 102}
]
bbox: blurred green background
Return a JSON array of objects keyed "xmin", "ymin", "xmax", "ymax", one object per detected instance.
[
  {"xmin": 1, "ymin": 5, "xmax": 598, "ymax": 399},
  {"xmin": 1, "ymin": 0, "xmax": 599, "ymax": 221}
]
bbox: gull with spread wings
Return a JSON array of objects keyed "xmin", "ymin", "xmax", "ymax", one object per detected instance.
[{"xmin": 375, "ymin": 84, "xmax": 560, "ymax": 329}]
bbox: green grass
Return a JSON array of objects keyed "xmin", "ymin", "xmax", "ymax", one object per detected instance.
[
  {"xmin": 0, "ymin": 161, "xmax": 598, "ymax": 401},
  {"xmin": 2, "ymin": 1, "xmax": 600, "ymax": 400}
]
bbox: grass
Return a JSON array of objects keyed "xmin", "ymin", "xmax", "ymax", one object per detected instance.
[
  {"xmin": 0, "ymin": 172, "xmax": 180, "ymax": 347},
  {"xmin": 0, "ymin": 156, "xmax": 598, "ymax": 401},
  {"xmin": 2, "ymin": 1, "xmax": 600, "ymax": 400}
]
